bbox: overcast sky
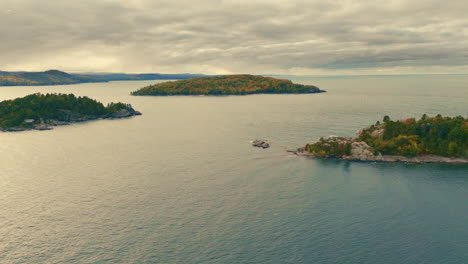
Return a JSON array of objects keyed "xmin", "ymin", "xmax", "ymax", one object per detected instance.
[{"xmin": 1, "ymin": 0, "xmax": 467, "ymax": 75}]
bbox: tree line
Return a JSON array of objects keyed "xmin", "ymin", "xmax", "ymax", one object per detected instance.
[
  {"xmin": 305, "ymin": 115, "xmax": 467, "ymax": 158},
  {"xmin": 0, "ymin": 93, "xmax": 133, "ymax": 128},
  {"xmin": 359, "ymin": 115, "xmax": 467, "ymax": 158},
  {"xmin": 131, "ymin": 74, "xmax": 322, "ymax": 95}
]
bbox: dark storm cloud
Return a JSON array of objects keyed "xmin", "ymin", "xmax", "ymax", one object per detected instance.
[{"xmin": 1, "ymin": 0, "xmax": 467, "ymax": 74}]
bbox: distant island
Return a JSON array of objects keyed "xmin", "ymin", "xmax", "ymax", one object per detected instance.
[
  {"xmin": 0, "ymin": 93, "xmax": 141, "ymax": 131},
  {"xmin": 294, "ymin": 115, "xmax": 467, "ymax": 163},
  {"xmin": 0, "ymin": 70, "xmax": 206, "ymax": 86},
  {"xmin": 131, "ymin": 75, "xmax": 324, "ymax": 95}
]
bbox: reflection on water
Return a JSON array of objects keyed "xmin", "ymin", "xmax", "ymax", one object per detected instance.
[{"xmin": 0, "ymin": 76, "xmax": 467, "ymax": 263}]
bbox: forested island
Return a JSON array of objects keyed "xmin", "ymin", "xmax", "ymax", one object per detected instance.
[
  {"xmin": 295, "ymin": 115, "xmax": 468, "ymax": 163},
  {"xmin": 131, "ymin": 75, "xmax": 324, "ymax": 95},
  {"xmin": 0, "ymin": 93, "xmax": 141, "ymax": 131},
  {"xmin": 0, "ymin": 70, "xmax": 205, "ymax": 86}
]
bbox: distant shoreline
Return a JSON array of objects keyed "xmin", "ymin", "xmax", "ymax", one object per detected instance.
[{"xmin": 0, "ymin": 69, "xmax": 206, "ymax": 86}]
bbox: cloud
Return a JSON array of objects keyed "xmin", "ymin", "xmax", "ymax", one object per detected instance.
[{"xmin": 1, "ymin": 0, "xmax": 467, "ymax": 74}]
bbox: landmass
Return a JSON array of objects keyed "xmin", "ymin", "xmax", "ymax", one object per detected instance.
[
  {"xmin": 251, "ymin": 139, "xmax": 270, "ymax": 149},
  {"xmin": 0, "ymin": 70, "xmax": 206, "ymax": 86},
  {"xmin": 131, "ymin": 74, "xmax": 324, "ymax": 95},
  {"xmin": 294, "ymin": 115, "xmax": 468, "ymax": 164},
  {"xmin": 0, "ymin": 93, "xmax": 141, "ymax": 131}
]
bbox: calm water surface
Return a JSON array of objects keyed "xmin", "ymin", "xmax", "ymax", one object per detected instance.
[{"xmin": 0, "ymin": 75, "xmax": 467, "ymax": 263}]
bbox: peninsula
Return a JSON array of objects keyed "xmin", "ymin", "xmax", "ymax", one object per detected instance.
[
  {"xmin": 131, "ymin": 75, "xmax": 324, "ymax": 95},
  {"xmin": 0, "ymin": 70, "xmax": 205, "ymax": 86},
  {"xmin": 0, "ymin": 93, "xmax": 141, "ymax": 131},
  {"xmin": 295, "ymin": 115, "xmax": 468, "ymax": 163}
]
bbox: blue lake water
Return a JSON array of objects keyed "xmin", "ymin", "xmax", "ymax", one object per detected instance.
[{"xmin": 0, "ymin": 75, "xmax": 467, "ymax": 263}]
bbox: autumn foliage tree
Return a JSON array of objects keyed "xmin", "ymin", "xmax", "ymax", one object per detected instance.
[{"xmin": 358, "ymin": 115, "xmax": 467, "ymax": 158}]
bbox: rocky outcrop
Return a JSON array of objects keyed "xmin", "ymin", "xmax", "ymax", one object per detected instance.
[
  {"xmin": 295, "ymin": 134, "xmax": 468, "ymax": 164},
  {"xmin": 1, "ymin": 107, "xmax": 142, "ymax": 132},
  {"xmin": 252, "ymin": 140, "xmax": 270, "ymax": 149},
  {"xmin": 344, "ymin": 141, "xmax": 383, "ymax": 161},
  {"xmin": 377, "ymin": 155, "xmax": 467, "ymax": 163},
  {"xmin": 355, "ymin": 125, "xmax": 384, "ymax": 139},
  {"xmin": 295, "ymin": 150, "xmax": 468, "ymax": 163},
  {"xmin": 370, "ymin": 128, "xmax": 384, "ymax": 138},
  {"xmin": 295, "ymin": 116, "xmax": 468, "ymax": 164},
  {"xmin": 107, "ymin": 108, "xmax": 142, "ymax": 118},
  {"xmin": 34, "ymin": 123, "xmax": 52, "ymax": 130}
]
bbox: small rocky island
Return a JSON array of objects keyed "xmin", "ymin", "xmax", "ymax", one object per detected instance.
[
  {"xmin": 0, "ymin": 93, "xmax": 141, "ymax": 132},
  {"xmin": 294, "ymin": 115, "xmax": 468, "ymax": 164},
  {"xmin": 252, "ymin": 139, "xmax": 270, "ymax": 149},
  {"xmin": 131, "ymin": 74, "xmax": 324, "ymax": 96}
]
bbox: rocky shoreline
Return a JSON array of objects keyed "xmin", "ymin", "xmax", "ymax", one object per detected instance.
[
  {"xmin": 295, "ymin": 116, "xmax": 468, "ymax": 164},
  {"xmin": 290, "ymin": 138, "xmax": 468, "ymax": 164},
  {"xmin": 1, "ymin": 108, "xmax": 141, "ymax": 132},
  {"xmin": 292, "ymin": 150, "xmax": 468, "ymax": 164}
]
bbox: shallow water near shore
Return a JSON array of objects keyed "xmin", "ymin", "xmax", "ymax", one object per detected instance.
[{"xmin": 0, "ymin": 75, "xmax": 467, "ymax": 263}]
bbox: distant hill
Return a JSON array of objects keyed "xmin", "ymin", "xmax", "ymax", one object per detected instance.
[
  {"xmin": 84, "ymin": 73, "xmax": 207, "ymax": 81},
  {"xmin": 131, "ymin": 74, "xmax": 324, "ymax": 95},
  {"xmin": 0, "ymin": 70, "xmax": 206, "ymax": 86}
]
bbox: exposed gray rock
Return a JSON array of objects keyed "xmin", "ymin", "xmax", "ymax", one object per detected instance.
[
  {"xmin": 379, "ymin": 155, "xmax": 468, "ymax": 163},
  {"xmin": 108, "ymin": 108, "xmax": 142, "ymax": 118},
  {"xmin": 3, "ymin": 127, "xmax": 27, "ymax": 132},
  {"xmin": 34, "ymin": 123, "xmax": 52, "ymax": 130},
  {"xmin": 370, "ymin": 128, "xmax": 384, "ymax": 138},
  {"xmin": 345, "ymin": 141, "xmax": 383, "ymax": 161},
  {"xmin": 2, "ymin": 107, "xmax": 141, "ymax": 132},
  {"xmin": 252, "ymin": 140, "xmax": 270, "ymax": 149}
]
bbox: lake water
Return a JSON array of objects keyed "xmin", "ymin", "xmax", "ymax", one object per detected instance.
[{"xmin": 0, "ymin": 75, "xmax": 467, "ymax": 263}]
